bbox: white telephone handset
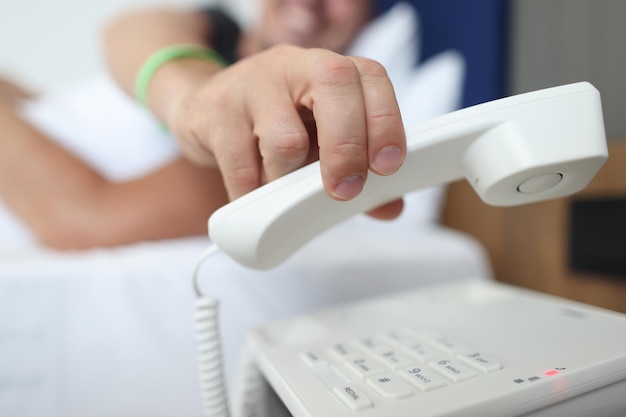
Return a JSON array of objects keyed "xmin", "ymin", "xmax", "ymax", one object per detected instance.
[
  {"xmin": 208, "ymin": 82, "xmax": 607, "ymax": 270},
  {"xmin": 195, "ymin": 83, "xmax": 626, "ymax": 417}
]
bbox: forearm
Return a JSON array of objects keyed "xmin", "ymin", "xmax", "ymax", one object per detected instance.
[
  {"xmin": 96, "ymin": 158, "xmax": 228, "ymax": 246},
  {"xmin": 0, "ymin": 102, "xmax": 228, "ymax": 248},
  {"xmin": 103, "ymin": 8, "xmax": 224, "ymax": 123},
  {"xmin": 0, "ymin": 102, "xmax": 107, "ymax": 246}
]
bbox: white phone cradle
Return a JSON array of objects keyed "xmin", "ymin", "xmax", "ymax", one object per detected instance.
[{"xmin": 247, "ymin": 279, "xmax": 626, "ymax": 417}]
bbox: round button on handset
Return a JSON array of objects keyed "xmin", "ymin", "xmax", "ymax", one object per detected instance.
[{"xmin": 517, "ymin": 173, "xmax": 563, "ymax": 194}]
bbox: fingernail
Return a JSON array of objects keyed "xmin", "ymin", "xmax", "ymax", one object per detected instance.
[
  {"xmin": 373, "ymin": 146, "xmax": 403, "ymax": 175},
  {"xmin": 333, "ymin": 174, "xmax": 364, "ymax": 200}
]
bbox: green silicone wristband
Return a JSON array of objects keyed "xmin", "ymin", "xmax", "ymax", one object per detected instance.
[{"xmin": 134, "ymin": 45, "xmax": 227, "ymax": 107}]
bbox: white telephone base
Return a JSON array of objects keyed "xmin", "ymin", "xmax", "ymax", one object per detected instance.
[
  {"xmin": 201, "ymin": 82, "xmax": 613, "ymax": 416},
  {"xmin": 247, "ymin": 279, "xmax": 626, "ymax": 417}
]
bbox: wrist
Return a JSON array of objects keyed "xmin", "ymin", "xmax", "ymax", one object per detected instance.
[{"xmin": 134, "ymin": 45, "xmax": 226, "ymax": 123}]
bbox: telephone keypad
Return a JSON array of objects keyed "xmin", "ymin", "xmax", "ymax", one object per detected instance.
[{"xmin": 300, "ymin": 329, "xmax": 504, "ymax": 411}]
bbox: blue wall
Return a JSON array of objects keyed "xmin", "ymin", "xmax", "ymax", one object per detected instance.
[{"xmin": 378, "ymin": 0, "xmax": 509, "ymax": 108}]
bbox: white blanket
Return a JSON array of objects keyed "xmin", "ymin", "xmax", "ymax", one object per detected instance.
[{"xmin": 0, "ymin": 226, "xmax": 491, "ymax": 417}]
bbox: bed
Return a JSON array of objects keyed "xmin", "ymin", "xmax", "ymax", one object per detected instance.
[{"xmin": 0, "ymin": 2, "xmax": 504, "ymax": 416}]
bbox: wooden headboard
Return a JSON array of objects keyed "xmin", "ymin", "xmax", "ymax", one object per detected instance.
[{"xmin": 441, "ymin": 141, "xmax": 626, "ymax": 314}]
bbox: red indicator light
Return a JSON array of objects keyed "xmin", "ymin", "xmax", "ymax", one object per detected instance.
[{"xmin": 545, "ymin": 370, "xmax": 559, "ymax": 376}]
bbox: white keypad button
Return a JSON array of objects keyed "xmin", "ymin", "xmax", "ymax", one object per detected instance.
[
  {"xmin": 352, "ymin": 336, "xmax": 389, "ymax": 352},
  {"xmin": 429, "ymin": 359, "xmax": 478, "ymax": 382},
  {"xmin": 402, "ymin": 342, "xmax": 444, "ymax": 362},
  {"xmin": 366, "ymin": 373, "xmax": 415, "ymax": 399},
  {"xmin": 344, "ymin": 356, "xmax": 387, "ymax": 379},
  {"xmin": 398, "ymin": 365, "xmax": 448, "ymax": 392},
  {"xmin": 373, "ymin": 349, "xmax": 415, "ymax": 370},
  {"xmin": 299, "ymin": 351, "xmax": 328, "ymax": 368},
  {"xmin": 332, "ymin": 385, "xmax": 373, "ymax": 410},
  {"xmin": 328, "ymin": 342, "xmax": 361, "ymax": 360},
  {"xmin": 457, "ymin": 351, "xmax": 503, "ymax": 374}
]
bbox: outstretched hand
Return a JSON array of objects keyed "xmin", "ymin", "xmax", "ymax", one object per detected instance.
[{"xmin": 166, "ymin": 45, "xmax": 406, "ymax": 217}]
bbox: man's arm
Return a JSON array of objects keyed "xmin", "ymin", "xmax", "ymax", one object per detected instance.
[
  {"xmin": 103, "ymin": 8, "xmax": 223, "ymax": 124},
  {"xmin": 103, "ymin": 9, "xmax": 407, "ymax": 206},
  {"xmin": 0, "ymin": 100, "xmax": 227, "ymax": 249}
]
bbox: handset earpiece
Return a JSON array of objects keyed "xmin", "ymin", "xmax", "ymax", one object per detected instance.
[{"xmin": 208, "ymin": 82, "xmax": 608, "ymax": 270}]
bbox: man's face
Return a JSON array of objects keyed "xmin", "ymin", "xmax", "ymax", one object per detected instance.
[{"xmin": 258, "ymin": 0, "xmax": 373, "ymax": 53}]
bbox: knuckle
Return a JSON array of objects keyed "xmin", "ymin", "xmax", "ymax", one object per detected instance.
[
  {"xmin": 311, "ymin": 52, "xmax": 360, "ymax": 89},
  {"xmin": 226, "ymin": 164, "xmax": 260, "ymax": 196},
  {"xmin": 353, "ymin": 57, "xmax": 388, "ymax": 79},
  {"xmin": 329, "ymin": 138, "xmax": 367, "ymax": 159},
  {"xmin": 173, "ymin": 84, "xmax": 236, "ymax": 156},
  {"xmin": 263, "ymin": 130, "xmax": 310, "ymax": 162},
  {"xmin": 369, "ymin": 107, "xmax": 402, "ymax": 122},
  {"xmin": 265, "ymin": 43, "xmax": 298, "ymax": 57}
]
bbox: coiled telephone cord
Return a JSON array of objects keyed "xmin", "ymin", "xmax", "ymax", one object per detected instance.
[{"xmin": 193, "ymin": 244, "xmax": 262, "ymax": 417}]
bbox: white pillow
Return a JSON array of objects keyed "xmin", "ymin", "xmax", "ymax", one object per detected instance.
[{"xmin": 347, "ymin": 1, "xmax": 420, "ymax": 92}]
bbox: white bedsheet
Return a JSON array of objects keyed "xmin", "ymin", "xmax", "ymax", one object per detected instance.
[{"xmin": 0, "ymin": 221, "xmax": 492, "ymax": 417}]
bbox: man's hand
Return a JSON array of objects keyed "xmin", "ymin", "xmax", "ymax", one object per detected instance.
[{"xmin": 167, "ymin": 44, "xmax": 406, "ymax": 215}]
